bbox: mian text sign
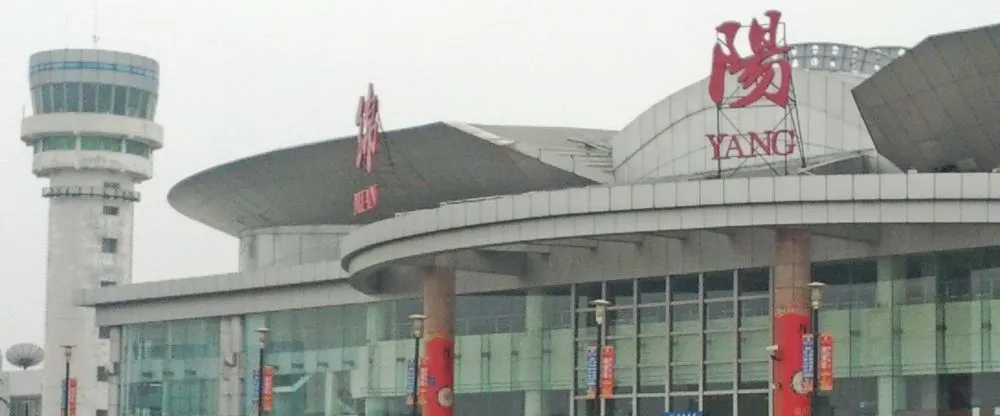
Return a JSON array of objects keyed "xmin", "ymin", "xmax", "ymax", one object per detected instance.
[
  {"xmin": 708, "ymin": 10, "xmax": 792, "ymax": 108},
  {"xmin": 353, "ymin": 83, "xmax": 381, "ymax": 215},
  {"xmin": 706, "ymin": 129, "xmax": 797, "ymax": 160}
]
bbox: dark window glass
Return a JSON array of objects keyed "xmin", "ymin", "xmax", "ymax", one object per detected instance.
[
  {"xmin": 576, "ymin": 282, "xmax": 602, "ymax": 308},
  {"xmin": 125, "ymin": 140, "xmax": 150, "ymax": 157},
  {"xmin": 670, "ymin": 274, "xmax": 699, "ymax": 301},
  {"xmin": 127, "ymin": 88, "xmax": 140, "ymax": 117},
  {"xmin": 97, "ymin": 84, "xmax": 113, "ymax": 113},
  {"xmin": 606, "ymin": 279, "xmax": 633, "ymax": 306},
  {"xmin": 113, "ymin": 86, "xmax": 128, "ymax": 115},
  {"xmin": 81, "ymin": 83, "xmax": 97, "ymax": 112},
  {"xmin": 669, "ymin": 395, "xmax": 699, "ymax": 410},
  {"xmin": 638, "ymin": 276, "xmax": 666, "ymax": 304},
  {"xmin": 738, "ymin": 393, "xmax": 769, "ymax": 416},
  {"xmin": 738, "ymin": 267, "xmax": 769, "ymax": 295},
  {"xmin": 101, "ymin": 238, "xmax": 118, "ymax": 254},
  {"xmin": 52, "ymin": 83, "xmax": 66, "ymax": 112},
  {"xmin": 705, "ymin": 270, "xmax": 734, "ymax": 299},
  {"xmin": 66, "ymin": 82, "xmax": 81, "ymax": 112},
  {"xmin": 137, "ymin": 90, "xmax": 150, "ymax": 118},
  {"xmin": 703, "ymin": 394, "xmax": 734, "ymax": 416},
  {"xmin": 103, "ymin": 205, "xmax": 119, "ymax": 216},
  {"xmin": 42, "ymin": 84, "xmax": 54, "ymax": 113}
]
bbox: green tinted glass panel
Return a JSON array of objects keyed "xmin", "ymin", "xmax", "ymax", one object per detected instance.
[
  {"xmin": 124, "ymin": 140, "xmax": 150, "ymax": 157},
  {"xmin": 80, "ymin": 135, "xmax": 122, "ymax": 151},
  {"xmin": 40, "ymin": 135, "xmax": 76, "ymax": 151}
]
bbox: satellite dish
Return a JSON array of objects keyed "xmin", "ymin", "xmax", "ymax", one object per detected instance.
[{"xmin": 5, "ymin": 343, "xmax": 44, "ymax": 370}]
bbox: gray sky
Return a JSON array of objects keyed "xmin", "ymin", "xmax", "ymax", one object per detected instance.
[{"xmin": 1, "ymin": 0, "xmax": 997, "ymax": 353}]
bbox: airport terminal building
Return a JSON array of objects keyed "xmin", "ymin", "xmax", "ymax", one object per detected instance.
[{"xmin": 9, "ymin": 18, "xmax": 1000, "ymax": 416}]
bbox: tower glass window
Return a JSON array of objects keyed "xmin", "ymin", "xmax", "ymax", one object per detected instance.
[
  {"xmin": 101, "ymin": 238, "xmax": 118, "ymax": 254},
  {"xmin": 80, "ymin": 134, "xmax": 123, "ymax": 151}
]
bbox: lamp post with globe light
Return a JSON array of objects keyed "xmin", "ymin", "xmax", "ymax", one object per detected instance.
[{"xmin": 4, "ymin": 343, "xmax": 44, "ymax": 416}]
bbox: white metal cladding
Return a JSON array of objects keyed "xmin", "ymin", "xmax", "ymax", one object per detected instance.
[
  {"xmin": 611, "ymin": 69, "xmax": 879, "ymax": 182},
  {"xmin": 21, "ymin": 113, "xmax": 164, "ymax": 148},
  {"xmin": 341, "ymin": 173, "xmax": 1000, "ymax": 282}
]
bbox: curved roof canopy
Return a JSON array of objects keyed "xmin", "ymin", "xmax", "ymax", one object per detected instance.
[
  {"xmin": 168, "ymin": 122, "xmax": 614, "ymax": 235},
  {"xmin": 853, "ymin": 24, "xmax": 1000, "ymax": 172}
]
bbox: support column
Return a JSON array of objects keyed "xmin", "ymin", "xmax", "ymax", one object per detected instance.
[
  {"xmin": 877, "ymin": 256, "xmax": 904, "ymax": 416},
  {"xmin": 364, "ymin": 304, "xmax": 387, "ymax": 415},
  {"xmin": 423, "ymin": 259, "xmax": 456, "ymax": 416},
  {"xmin": 772, "ymin": 228, "xmax": 812, "ymax": 416},
  {"xmin": 521, "ymin": 294, "xmax": 545, "ymax": 416}
]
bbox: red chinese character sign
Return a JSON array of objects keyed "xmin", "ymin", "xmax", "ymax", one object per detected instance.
[
  {"xmin": 705, "ymin": 10, "xmax": 806, "ymax": 178},
  {"xmin": 353, "ymin": 83, "xmax": 382, "ymax": 215},
  {"xmin": 709, "ymin": 10, "xmax": 792, "ymax": 109},
  {"xmin": 356, "ymin": 83, "xmax": 381, "ymax": 173}
]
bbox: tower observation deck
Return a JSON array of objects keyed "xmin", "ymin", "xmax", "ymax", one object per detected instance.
[{"xmin": 21, "ymin": 49, "xmax": 163, "ymax": 416}]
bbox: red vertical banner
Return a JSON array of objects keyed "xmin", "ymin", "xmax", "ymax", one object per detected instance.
[
  {"xmin": 262, "ymin": 366, "xmax": 274, "ymax": 412},
  {"xmin": 600, "ymin": 346, "xmax": 615, "ymax": 397},
  {"xmin": 418, "ymin": 356, "xmax": 429, "ymax": 405},
  {"xmin": 774, "ymin": 305, "xmax": 811, "ymax": 416},
  {"xmin": 818, "ymin": 334, "xmax": 834, "ymax": 392},
  {"xmin": 424, "ymin": 335, "xmax": 455, "ymax": 416},
  {"xmin": 68, "ymin": 378, "xmax": 77, "ymax": 416}
]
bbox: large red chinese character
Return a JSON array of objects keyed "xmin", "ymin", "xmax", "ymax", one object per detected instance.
[
  {"xmin": 356, "ymin": 83, "xmax": 381, "ymax": 173},
  {"xmin": 708, "ymin": 10, "xmax": 792, "ymax": 109}
]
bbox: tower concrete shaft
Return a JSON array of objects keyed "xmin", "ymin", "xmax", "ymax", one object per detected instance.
[{"xmin": 22, "ymin": 49, "xmax": 163, "ymax": 416}]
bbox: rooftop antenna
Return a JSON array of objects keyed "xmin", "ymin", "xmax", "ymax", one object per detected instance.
[{"xmin": 91, "ymin": 0, "xmax": 100, "ymax": 48}]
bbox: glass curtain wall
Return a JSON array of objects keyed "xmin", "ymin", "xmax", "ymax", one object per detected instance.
[
  {"xmin": 571, "ymin": 272, "xmax": 772, "ymax": 416},
  {"xmin": 119, "ymin": 318, "xmax": 221, "ymax": 416},
  {"xmin": 242, "ymin": 291, "xmax": 573, "ymax": 416},
  {"xmin": 818, "ymin": 246, "xmax": 1000, "ymax": 416}
]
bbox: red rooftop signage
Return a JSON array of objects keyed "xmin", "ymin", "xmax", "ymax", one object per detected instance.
[
  {"xmin": 353, "ymin": 83, "xmax": 381, "ymax": 215},
  {"xmin": 708, "ymin": 10, "xmax": 792, "ymax": 109},
  {"xmin": 707, "ymin": 130, "xmax": 797, "ymax": 160}
]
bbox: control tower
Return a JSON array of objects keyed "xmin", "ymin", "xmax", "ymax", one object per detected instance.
[{"xmin": 21, "ymin": 49, "xmax": 162, "ymax": 416}]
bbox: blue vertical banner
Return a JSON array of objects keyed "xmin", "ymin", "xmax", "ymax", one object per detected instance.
[
  {"xmin": 585, "ymin": 345, "xmax": 599, "ymax": 399},
  {"xmin": 663, "ymin": 412, "xmax": 703, "ymax": 416},
  {"xmin": 251, "ymin": 370, "xmax": 260, "ymax": 409},
  {"xmin": 802, "ymin": 333, "xmax": 815, "ymax": 391},
  {"xmin": 404, "ymin": 360, "xmax": 417, "ymax": 405}
]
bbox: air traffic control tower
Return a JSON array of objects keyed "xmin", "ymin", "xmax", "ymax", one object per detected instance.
[{"xmin": 21, "ymin": 49, "xmax": 162, "ymax": 416}]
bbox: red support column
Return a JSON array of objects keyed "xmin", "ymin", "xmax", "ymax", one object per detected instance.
[
  {"xmin": 423, "ymin": 264, "xmax": 456, "ymax": 416},
  {"xmin": 772, "ymin": 228, "xmax": 812, "ymax": 416}
]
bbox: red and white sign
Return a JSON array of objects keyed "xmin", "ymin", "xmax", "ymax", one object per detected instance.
[
  {"xmin": 600, "ymin": 345, "xmax": 614, "ymax": 397},
  {"xmin": 706, "ymin": 129, "xmax": 797, "ymax": 160},
  {"xmin": 708, "ymin": 10, "xmax": 792, "ymax": 109},
  {"xmin": 418, "ymin": 356, "xmax": 429, "ymax": 406},
  {"xmin": 356, "ymin": 83, "xmax": 381, "ymax": 173},
  {"xmin": 353, "ymin": 184, "xmax": 379, "ymax": 215},
  {"xmin": 818, "ymin": 333, "xmax": 834, "ymax": 392},
  {"xmin": 262, "ymin": 366, "xmax": 274, "ymax": 412},
  {"xmin": 353, "ymin": 83, "xmax": 382, "ymax": 215},
  {"xmin": 68, "ymin": 378, "xmax": 77, "ymax": 416}
]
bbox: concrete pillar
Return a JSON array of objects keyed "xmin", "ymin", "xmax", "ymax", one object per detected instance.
[
  {"xmin": 107, "ymin": 326, "xmax": 122, "ymax": 416},
  {"xmin": 521, "ymin": 294, "xmax": 545, "ymax": 416},
  {"xmin": 772, "ymin": 228, "xmax": 812, "ymax": 416},
  {"xmin": 876, "ymin": 256, "xmax": 904, "ymax": 416},
  {"xmin": 218, "ymin": 316, "xmax": 243, "ymax": 416},
  {"xmin": 423, "ymin": 259, "xmax": 456, "ymax": 416}
]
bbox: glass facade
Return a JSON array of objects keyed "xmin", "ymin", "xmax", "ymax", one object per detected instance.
[
  {"xmin": 119, "ymin": 319, "xmax": 221, "ymax": 416},
  {"xmin": 31, "ymin": 82, "xmax": 157, "ymax": 120},
  {"xmin": 116, "ymin": 246, "xmax": 1000, "ymax": 415}
]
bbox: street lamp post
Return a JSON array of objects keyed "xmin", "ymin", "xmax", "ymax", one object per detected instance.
[
  {"xmin": 809, "ymin": 282, "xmax": 826, "ymax": 416},
  {"xmin": 61, "ymin": 345, "xmax": 73, "ymax": 416},
  {"xmin": 590, "ymin": 299, "xmax": 611, "ymax": 416},
  {"xmin": 255, "ymin": 328, "xmax": 269, "ymax": 416},
  {"xmin": 408, "ymin": 314, "xmax": 426, "ymax": 416}
]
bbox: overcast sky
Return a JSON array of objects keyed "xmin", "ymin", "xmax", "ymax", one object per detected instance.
[{"xmin": 0, "ymin": 0, "xmax": 997, "ymax": 359}]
